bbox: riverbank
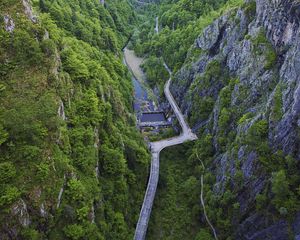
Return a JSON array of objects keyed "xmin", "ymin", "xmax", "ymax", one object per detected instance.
[{"xmin": 124, "ymin": 47, "xmax": 145, "ymax": 83}]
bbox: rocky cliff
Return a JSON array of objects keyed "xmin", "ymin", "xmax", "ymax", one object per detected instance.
[{"xmin": 170, "ymin": 0, "xmax": 300, "ymax": 239}]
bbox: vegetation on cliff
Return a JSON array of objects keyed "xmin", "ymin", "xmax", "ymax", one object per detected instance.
[{"xmin": 0, "ymin": 0, "xmax": 150, "ymax": 239}]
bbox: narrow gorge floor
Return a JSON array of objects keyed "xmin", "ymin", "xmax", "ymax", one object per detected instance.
[{"xmin": 124, "ymin": 46, "xmax": 197, "ymax": 240}]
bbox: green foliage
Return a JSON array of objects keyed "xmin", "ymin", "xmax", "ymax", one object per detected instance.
[
  {"xmin": 134, "ymin": 0, "xmax": 243, "ymax": 73},
  {"xmin": 100, "ymin": 144, "xmax": 126, "ymax": 176},
  {"xmin": 217, "ymin": 79, "xmax": 237, "ymax": 150},
  {"xmin": 0, "ymin": 124, "xmax": 8, "ymax": 145},
  {"xmin": 256, "ymin": 192, "xmax": 268, "ymax": 211},
  {"xmin": 189, "ymin": 60, "xmax": 231, "ymax": 126},
  {"xmin": 195, "ymin": 229, "xmax": 214, "ymax": 240},
  {"xmin": 0, "ymin": 162, "xmax": 16, "ymax": 184},
  {"xmin": 242, "ymin": 0, "xmax": 256, "ymax": 20},
  {"xmin": 238, "ymin": 112, "xmax": 253, "ymax": 125},
  {"xmin": 0, "ymin": 1, "xmax": 148, "ymax": 235},
  {"xmin": 272, "ymin": 170, "xmax": 289, "ymax": 203},
  {"xmin": 147, "ymin": 143, "xmax": 200, "ymax": 240},
  {"xmin": 271, "ymin": 85, "xmax": 283, "ymax": 121},
  {"xmin": 203, "ymin": 60, "xmax": 223, "ymax": 85},
  {"xmin": 245, "ymin": 119, "xmax": 268, "ymax": 146},
  {"xmin": 41, "ymin": 0, "xmax": 135, "ymax": 50},
  {"xmin": 64, "ymin": 224, "xmax": 85, "ymax": 240},
  {"xmin": 251, "ymin": 29, "xmax": 277, "ymax": 70},
  {"xmin": 66, "ymin": 179, "xmax": 86, "ymax": 202},
  {"xmin": 218, "ymin": 108, "xmax": 231, "ymax": 131},
  {"xmin": 36, "ymin": 162, "xmax": 50, "ymax": 182},
  {"xmin": 190, "ymin": 96, "xmax": 215, "ymax": 125},
  {"xmin": 20, "ymin": 228, "xmax": 41, "ymax": 240},
  {"xmin": 265, "ymin": 47, "xmax": 277, "ymax": 70},
  {"xmin": 13, "ymin": 30, "xmax": 43, "ymax": 65},
  {"xmin": 271, "ymin": 170, "xmax": 299, "ymax": 216},
  {"xmin": 141, "ymin": 56, "xmax": 169, "ymax": 89},
  {"xmin": 0, "ymin": 186, "xmax": 21, "ymax": 207}
]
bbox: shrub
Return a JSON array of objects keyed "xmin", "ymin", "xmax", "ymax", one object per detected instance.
[
  {"xmin": 0, "ymin": 186, "xmax": 20, "ymax": 206},
  {"xmin": 0, "ymin": 162, "xmax": 16, "ymax": 183},
  {"xmin": 13, "ymin": 30, "xmax": 43, "ymax": 65},
  {"xmin": 238, "ymin": 112, "xmax": 253, "ymax": 125},
  {"xmin": 0, "ymin": 124, "xmax": 8, "ymax": 145},
  {"xmin": 271, "ymin": 85, "xmax": 283, "ymax": 121},
  {"xmin": 64, "ymin": 224, "xmax": 85, "ymax": 240},
  {"xmin": 251, "ymin": 29, "xmax": 277, "ymax": 69},
  {"xmin": 195, "ymin": 229, "xmax": 214, "ymax": 240},
  {"xmin": 272, "ymin": 170, "xmax": 289, "ymax": 208},
  {"xmin": 245, "ymin": 119, "xmax": 268, "ymax": 145},
  {"xmin": 265, "ymin": 47, "xmax": 277, "ymax": 70},
  {"xmin": 242, "ymin": 1, "xmax": 256, "ymax": 20},
  {"xmin": 66, "ymin": 179, "xmax": 86, "ymax": 202},
  {"xmin": 41, "ymin": 39, "xmax": 56, "ymax": 57},
  {"xmin": 21, "ymin": 228, "xmax": 40, "ymax": 240}
]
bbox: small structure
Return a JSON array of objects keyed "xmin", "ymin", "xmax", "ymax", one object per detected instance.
[{"xmin": 138, "ymin": 111, "xmax": 172, "ymax": 129}]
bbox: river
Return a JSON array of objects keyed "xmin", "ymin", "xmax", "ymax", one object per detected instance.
[{"xmin": 123, "ymin": 47, "xmax": 156, "ymax": 115}]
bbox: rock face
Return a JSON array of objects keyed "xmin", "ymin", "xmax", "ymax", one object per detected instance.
[
  {"xmin": 169, "ymin": 0, "xmax": 300, "ymax": 238},
  {"xmin": 12, "ymin": 199, "xmax": 30, "ymax": 227},
  {"xmin": 4, "ymin": 15, "xmax": 15, "ymax": 33},
  {"xmin": 22, "ymin": 0, "xmax": 37, "ymax": 23},
  {"xmin": 58, "ymin": 100, "xmax": 66, "ymax": 121}
]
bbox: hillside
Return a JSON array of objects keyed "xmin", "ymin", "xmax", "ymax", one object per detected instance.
[
  {"xmin": 0, "ymin": 0, "xmax": 150, "ymax": 239},
  {"xmin": 134, "ymin": 0, "xmax": 300, "ymax": 239},
  {"xmin": 1, "ymin": 0, "xmax": 300, "ymax": 240}
]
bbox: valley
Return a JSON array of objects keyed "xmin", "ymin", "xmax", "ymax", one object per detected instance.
[{"xmin": 0, "ymin": 0, "xmax": 300, "ymax": 239}]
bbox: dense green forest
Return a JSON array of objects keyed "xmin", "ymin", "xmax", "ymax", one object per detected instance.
[
  {"xmin": 0, "ymin": 0, "xmax": 150, "ymax": 239},
  {"xmin": 1, "ymin": 0, "xmax": 300, "ymax": 239},
  {"xmin": 132, "ymin": 0, "xmax": 243, "ymax": 93}
]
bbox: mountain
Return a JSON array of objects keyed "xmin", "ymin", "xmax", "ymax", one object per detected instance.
[
  {"xmin": 134, "ymin": 0, "xmax": 300, "ymax": 239},
  {"xmin": 1, "ymin": 0, "xmax": 300, "ymax": 239},
  {"xmin": 0, "ymin": 0, "xmax": 150, "ymax": 239}
]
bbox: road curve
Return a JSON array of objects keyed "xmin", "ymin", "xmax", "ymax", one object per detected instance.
[{"xmin": 134, "ymin": 63, "xmax": 197, "ymax": 240}]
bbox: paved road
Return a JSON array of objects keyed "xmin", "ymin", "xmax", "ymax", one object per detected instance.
[{"xmin": 134, "ymin": 63, "xmax": 197, "ymax": 240}]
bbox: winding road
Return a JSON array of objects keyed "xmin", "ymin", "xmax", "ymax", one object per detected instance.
[{"xmin": 133, "ymin": 63, "xmax": 198, "ymax": 240}]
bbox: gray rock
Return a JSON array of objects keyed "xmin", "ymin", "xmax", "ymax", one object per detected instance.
[
  {"xmin": 169, "ymin": 0, "xmax": 300, "ymax": 238},
  {"xmin": 12, "ymin": 199, "xmax": 30, "ymax": 227},
  {"xmin": 241, "ymin": 151, "xmax": 257, "ymax": 179},
  {"xmin": 22, "ymin": 0, "xmax": 37, "ymax": 23},
  {"xmin": 58, "ymin": 100, "xmax": 66, "ymax": 121},
  {"xmin": 4, "ymin": 15, "xmax": 15, "ymax": 33},
  {"xmin": 196, "ymin": 15, "xmax": 229, "ymax": 51}
]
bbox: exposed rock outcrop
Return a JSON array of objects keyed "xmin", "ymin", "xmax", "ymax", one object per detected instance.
[
  {"xmin": 58, "ymin": 100, "xmax": 66, "ymax": 121},
  {"xmin": 12, "ymin": 199, "xmax": 30, "ymax": 227},
  {"xmin": 169, "ymin": 0, "xmax": 300, "ymax": 238},
  {"xmin": 22, "ymin": 0, "xmax": 37, "ymax": 23},
  {"xmin": 4, "ymin": 15, "xmax": 15, "ymax": 33}
]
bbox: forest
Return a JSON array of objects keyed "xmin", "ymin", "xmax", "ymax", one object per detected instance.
[
  {"xmin": 0, "ymin": 0, "xmax": 150, "ymax": 239},
  {"xmin": 1, "ymin": 0, "xmax": 300, "ymax": 239}
]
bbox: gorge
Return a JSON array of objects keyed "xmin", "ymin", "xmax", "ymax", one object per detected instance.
[{"xmin": 0, "ymin": 0, "xmax": 300, "ymax": 240}]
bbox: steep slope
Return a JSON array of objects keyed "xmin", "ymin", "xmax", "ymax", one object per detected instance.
[
  {"xmin": 170, "ymin": 0, "xmax": 300, "ymax": 239},
  {"xmin": 0, "ymin": 0, "xmax": 150, "ymax": 239},
  {"xmin": 133, "ymin": 0, "xmax": 300, "ymax": 239}
]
